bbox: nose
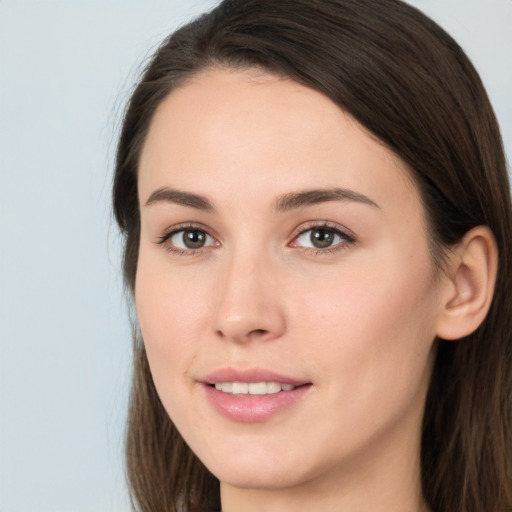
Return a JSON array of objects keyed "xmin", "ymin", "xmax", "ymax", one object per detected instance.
[{"xmin": 214, "ymin": 250, "xmax": 286, "ymax": 344}]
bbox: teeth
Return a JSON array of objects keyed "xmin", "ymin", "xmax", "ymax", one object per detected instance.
[
  {"xmin": 215, "ymin": 382, "xmax": 232, "ymax": 392},
  {"xmin": 266, "ymin": 382, "xmax": 281, "ymax": 394},
  {"xmin": 232, "ymin": 382, "xmax": 248, "ymax": 394},
  {"xmin": 248, "ymin": 382, "xmax": 267, "ymax": 395},
  {"xmin": 214, "ymin": 381, "xmax": 297, "ymax": 395}
]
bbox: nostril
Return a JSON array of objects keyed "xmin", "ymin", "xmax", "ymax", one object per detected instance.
[
  {"xmin": 250, "ymin": 329, "xmax": 268, "ymax": 336},
  {"xmin": 215, "ymin": 327, "xmax": 270, "ymax": 342}
]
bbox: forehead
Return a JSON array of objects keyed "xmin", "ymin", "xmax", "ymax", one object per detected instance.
[{"xmin": 138, "ymin": 68, "xmax": 420, "ymax": 216}]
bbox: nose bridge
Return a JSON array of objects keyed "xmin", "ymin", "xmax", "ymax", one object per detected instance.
[{"xmin": 214, "ymin": 241, "xmax": 285, "ymax": 343}]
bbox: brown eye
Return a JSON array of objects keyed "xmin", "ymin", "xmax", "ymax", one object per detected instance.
[
  {"xmin": 310, "ymin": 228, "xmax": 335, "ymax": 248},
  {"xmin": 169, "ymin": 229, "xmax": 214, "ymax": 250},
  {"xmin": 182, "ymin": 230, "xmax": 207, "ymax": 249},
  {"xmin": 292, "ymin": 224, "xmax": 354, "ymax": 252}
]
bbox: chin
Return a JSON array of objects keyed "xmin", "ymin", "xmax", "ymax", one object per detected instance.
[
  {"xmin": 213, "ymin": 463, "xmax": 308, "ymax": 491},
  {"xmin": 196, "ymin": 442, "xmax": 317, "ymax": 491}
]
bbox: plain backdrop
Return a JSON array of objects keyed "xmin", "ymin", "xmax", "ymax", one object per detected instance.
[{"xmin": 0, "ymin": 1, "xmax": 510, "ymax": 511}]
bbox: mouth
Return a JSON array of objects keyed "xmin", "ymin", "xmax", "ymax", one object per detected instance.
[
  {"xmin": 201, "ymin": 370, "xmax": 312, "ymax": 422},
  {"xmin": 211, "ymin": 381, "xmax": 299, "ymax": 395}
]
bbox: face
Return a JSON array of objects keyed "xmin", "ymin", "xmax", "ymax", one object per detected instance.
[{"xmin": 136, "ymin": 69, "xmax": 444, "ymax": 492}]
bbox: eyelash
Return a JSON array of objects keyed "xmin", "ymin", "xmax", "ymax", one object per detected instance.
[
  {"xmin": 290, "ymin": 221, "xmax": 356, "ymax": 255},
  {"xmin": 156, "ymin": 223, "xmax": 216, "ymax": 256},
  {"xmin": 155, "ymin": 221, "xmax": 356, "ymax": 256}
]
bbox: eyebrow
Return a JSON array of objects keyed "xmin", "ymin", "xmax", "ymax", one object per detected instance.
[
  {"xmin": 144, "ymin": 186, "xmax": 379, "ymax": 212},
  {"xmin": 274, "ymin": 188, "xmax": 379, "ymax": 211},
  {"xmin": 145, "ymin": 187, "xmax": 214, "ymax": 211}
]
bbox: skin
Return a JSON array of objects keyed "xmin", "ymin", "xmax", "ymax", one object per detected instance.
[{"xmin": 135, "ymin": 68, "xmax": 451, "ymax": 512}]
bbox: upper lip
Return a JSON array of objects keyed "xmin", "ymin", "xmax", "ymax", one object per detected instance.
[{"xmin": 202, "ymin": 368, "xmax": 310, "ymax": 387}]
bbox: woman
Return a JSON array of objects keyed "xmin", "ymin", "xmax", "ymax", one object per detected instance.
[{"xmin": 113, "ymin": 0, "xmax": 512, "ymax": 511}]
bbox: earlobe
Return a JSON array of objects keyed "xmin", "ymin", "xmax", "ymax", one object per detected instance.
[{"xmin": 436, "ymin": 226, "xmax": 498, "ymax": 341}]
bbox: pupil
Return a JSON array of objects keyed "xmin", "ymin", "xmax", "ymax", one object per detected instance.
[
  {"xmin": 311, "ymin": 229, "xmax": 334, "ymax": 248},
  {"xmin": 183, "ymin": 230, "xmax": 206, "ymax": 249}
]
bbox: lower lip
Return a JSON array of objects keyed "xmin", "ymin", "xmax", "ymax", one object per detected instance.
[{"xmin": 203, "ymin": 384, "xmax": 311, "ymax": 423}]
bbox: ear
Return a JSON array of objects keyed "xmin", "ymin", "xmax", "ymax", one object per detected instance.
[{"xmin": 436, "ymin": 226, "xmax": 498, "ymax": 340}]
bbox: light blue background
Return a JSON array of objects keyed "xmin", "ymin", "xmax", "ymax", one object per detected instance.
[{"xmin": 1, "ymin": 1, "xmax": 510, "ymax": 511}]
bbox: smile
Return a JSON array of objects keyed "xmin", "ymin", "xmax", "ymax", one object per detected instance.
[{"xmin": 214, "ymin": 382, "xmax": 296, "ymax": 395}]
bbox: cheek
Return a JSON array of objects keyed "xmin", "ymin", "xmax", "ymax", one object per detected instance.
[
  {"xmin": 294, "ymin": 248, "xmax": 439, "ymax": 411},
  {"xmin": 134, "ymin": 252, "xmax": 209, "ymax": 388}
]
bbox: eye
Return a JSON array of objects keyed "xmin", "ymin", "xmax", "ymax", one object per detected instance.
[
  {"xmin": 290, "ymin": 224, "xmax": 355, "ymax": 251},
  {"xmin": 171, "ymin": 229, "xmax": 213, "ymax": 250},
  {"xmin": 157, "ymin": 225, "xmax": 217, "ymax": 254}
]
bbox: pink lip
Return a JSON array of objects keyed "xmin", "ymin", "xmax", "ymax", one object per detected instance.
[
  {"xmin": 201, "ymin": 368, "xmax": 312, "ymax": 423},
  {"xmin": 202, "ymin": 368, "xmax": 308, "ymax": 387}
]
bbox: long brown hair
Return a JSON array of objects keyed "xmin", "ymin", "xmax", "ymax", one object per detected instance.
[{"xmin": 113, "ymin": 1, "xmax": 512, "ymax": 511}]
